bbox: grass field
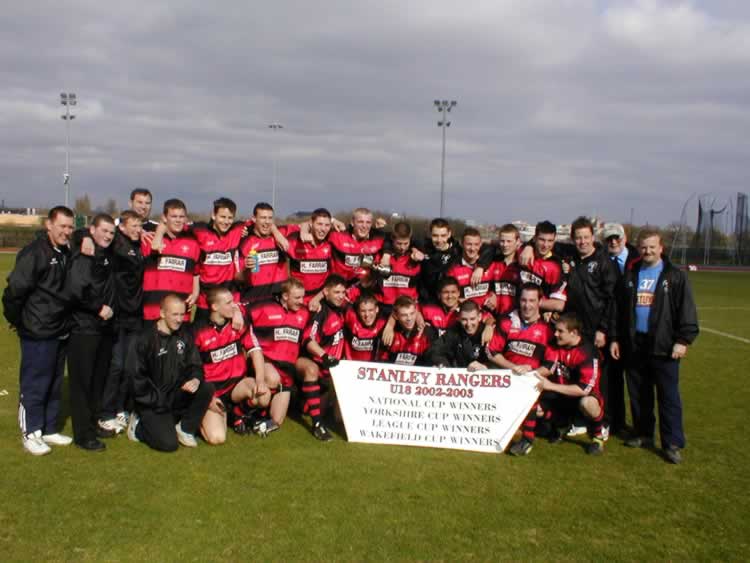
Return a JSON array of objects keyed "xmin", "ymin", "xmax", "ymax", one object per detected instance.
[{"xmin": 1, "ymin": 254, "xmax": 748, "ymax": 561}]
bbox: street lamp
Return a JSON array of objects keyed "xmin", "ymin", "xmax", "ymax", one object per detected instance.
[
  {"xmin": 60, "ymin": 92, "xmax": 77, "ymax": 209},
  {"xmin": 434, "ymin": 99, "xmax": 457, "ymax": 217},
  {"xmin": 268, "ymin": 122, "xmax": 284, "ymax": 209}
]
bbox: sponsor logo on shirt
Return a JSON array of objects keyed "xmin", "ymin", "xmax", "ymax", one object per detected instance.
[
  {"xmin": 508, "ymin": 340, "xmax": 536, "ymax": 358},
  {"xmin": 274, "ymin": 327, "xmax": 301, "ymax": 342},
  {"xmin": 494, "ymin": 281, "xmax": 517, "ymax": 296},
  {"xmin": 158, "ymin": 256, "xmax": 188, "ymax": 272},
  {"xmin": 394, "ymin": 352, "xmax": 418, "ymax": 365},
  {"xmin": 210, "ymin": 342, "xmax": 238, "ymax": 363},
  {"xmin": 204, "ymin": 251, "xmax": 233, "ymax": 266},
  {"xmin": 257, "ymin": 250, "xmax": 279, "ymax": 266},
  {"xmin": 351, "ymin": 336, "xmax": 374, "ymax": 351},
  {"xmin": 520, "ymin": 270, "xmax": 543, "ymax": 286},
  {"xmin": 331, "ymin": 330, "xmax": 343, "ymax": 345},
  {"xmin": 383, "ymin": 275, "xmax": 410, "ymax": 288},
  {"xmin": 344, "ymin": 254, "xmax": 362, "ymax": 268},
  {"xmin": 636, "ymin": 293, "xmax": 654, "ymax": 306},
  {"xmin": 463, "ymin": 283, "xmax": 489, "ymax": 299},
  {"xmin": 300, "ymin": 260, "xmax": 328, "ymax": 274}
]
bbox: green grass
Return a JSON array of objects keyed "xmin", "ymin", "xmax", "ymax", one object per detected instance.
[{"xmin": 0, "ymin": 254, "xmax": 747, "ymax": 561}]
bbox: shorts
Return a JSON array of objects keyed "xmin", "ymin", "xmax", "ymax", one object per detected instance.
[
  {"xmin": 262, "ymin": 359, "xmax": 297, "ymax": 389},
  {"xmin": 212, "ymin": 376, "xmax": 245, "ymax": 409},
  {"xmin": 539, "ymin": 390, "xmax": 604, "ymax": 426}
]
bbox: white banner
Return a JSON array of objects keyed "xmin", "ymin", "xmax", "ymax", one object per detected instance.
[{"xmin": 330, "ymin": 360, "xmax": 541, "ymax": 454}]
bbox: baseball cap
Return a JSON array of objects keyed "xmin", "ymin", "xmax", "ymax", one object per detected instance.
[{"xmin": 602, "ymin": 223, "xmax": 625, "ymax": 240}]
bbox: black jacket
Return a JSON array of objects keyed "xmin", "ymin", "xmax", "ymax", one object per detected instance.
[
  {"xmin": 111, "ymin": 231, "xmax": 144, "ymax": 328},
  {"xmin": 563, "ymin": 245, "xmax": 619, "ymax": 339},
  {"xmin": 613, "ymin": 256, "xmax": 699, "ymax": 358},
  {"xmin": 126, "ymin": 324, "xmax": 205, "ymax": 412},
  {"xmin": 66, "ymin": 245, "xmax": 116, "ymax": 335},
  {"xmin": 2, "ymin": 236, "xmax": 70, "ymax": 339},
  {"xmin": 427, "ymin": 324, "xmax": 488, "ymax": 368}
]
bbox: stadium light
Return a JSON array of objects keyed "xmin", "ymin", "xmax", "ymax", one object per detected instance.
[
  {"xmin": 268, "ymin": 122, "xmax": 284, "ymax": 210},
  {"xmin": 434, "ymin": 99, "xmax": 457, "ymax": 217},
  {"xmin": 60, "ymin": 92, "xmax": 77, "ymax": 208}
]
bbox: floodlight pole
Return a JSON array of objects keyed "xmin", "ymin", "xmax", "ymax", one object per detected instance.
[
  {"xmin": 434, "ymin": 100, "xmax": 457, "ymax": 217},
  {"xmin": 60, "ymin": 92, "xmax": 77, "ymax": 209},
  {"xmin": 268, "ymin": 122, "xmax": 284, "ymax": 209}
]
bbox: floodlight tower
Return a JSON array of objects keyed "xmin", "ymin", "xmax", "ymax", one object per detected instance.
[
  {"xmin": 268, "ymin": 122, "xmax": 284, "ymax": 209},
  {"xmin": 434, "ymin": 99, "xmax": 457, "ymax": 217},
  {"xmin": 60, "ymin": 92, "xmax": 77, "ymax": 208}
]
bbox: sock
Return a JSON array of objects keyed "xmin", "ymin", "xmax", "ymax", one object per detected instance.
[{"xmin": 301, "ymin": 382, "xmax": 322, "ymax": 424}]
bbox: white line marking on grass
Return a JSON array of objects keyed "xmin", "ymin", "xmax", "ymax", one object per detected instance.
[{"xmin": 702, "ymin": 327, "xmax": 750, "ymax": 344}]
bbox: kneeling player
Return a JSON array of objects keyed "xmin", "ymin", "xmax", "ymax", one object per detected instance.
[
  {"xmin": 251, "ymin": 278, "xmax": 310, "ymax": 429},
  {"xmin": 536, "ymin": 313, "xmax": 606, "ymax": 456},
  {"xmin": 296, "ymin": 275, "xmax": 347, "ymax": 441},
  {"xmin": 126, "ymin": 295, "xmax": 214, "ymax": 452},
  {"xmin": 344, "ymin": 293, "xmax": 387, "ymax": 361},
  {"xmin": 194, "ymin": 288, "xmax": 273, "ymax": 444},
  {"xmin": 381, "ymin": 296, "xmax": 433, "ymax": 366}
]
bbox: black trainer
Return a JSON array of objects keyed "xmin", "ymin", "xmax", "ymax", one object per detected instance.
[
  {"xmin": 586, "ymin": 437, "xmax": 605, "ymax": 456},
  {"xmin": 312, "ymin": 422, "xmax": 333, "ymax": 442},
  {"xmin": 76, "ymin": 439, "xmax": 106, "ymax": 452},
  {"xmin": 624, "ymin": 436, "xmax": 654, "ymax": 448},
  {"xmin": 548, "ymin": 428, "xmax": 563, "ymax": 444},
  {"xmin": 509, "ymin": 438, "xmax": 534, "ymax": 456},
  {"xmin": 96, "ymin": 426, "xmax": 116, "ymax": 439}
]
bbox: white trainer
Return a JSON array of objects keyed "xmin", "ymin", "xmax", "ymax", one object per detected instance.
[
  {"xmin": 566, "ymin": 424, "xmax": 588, "ymax": 437},
  {"xmin": 42, "ymin": 432, "xmax": 73, "ymax": 446},
  {"xmin": 115, "ymin": 411, "xmax": 129, "ymax": 429},
  {"xmin": 175, "ymin": 423, "xmax": 197, "ymax": 447},
  {"xmin": 99, "ymin": 418, "xmax": 123, "ymax": 434},
  {"xmin": 23, "ymin": 430, "xmax": 52, "ymax": 456},
  {"xmin": 127, "ymin": 412, "xmax": 140, "ymax": 442}
]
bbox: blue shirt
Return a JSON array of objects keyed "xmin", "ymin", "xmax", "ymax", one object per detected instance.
[
  {"xmin": 613, "ymin": 247, "xmax": 629, "ymax": 274},
  {"xmin": 635, "ymin": 261, "xmax": 664, "ymax": 334}
]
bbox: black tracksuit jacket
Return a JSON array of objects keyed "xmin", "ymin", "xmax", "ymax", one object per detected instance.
[
  {"xmin": 126, "ymin": 325, "xmax": 205, "ymax": 413},
  {"xmin": 612, "ymin": 256, "xmax": 699, "ymax": 357},
  {"xmin": 111, "ymin": 231, "xmax": 144, "ymax": 329},
  {"xmin": 66, "ymin": 245, "xmax": 116, "ymax": 335},
  {"xmin": 427, "ymin": 324, "xmax": 488, "ymax": 368},
  {"xmin": 2, "ymin": 236, "xmax": 70, "ymax": 339}
]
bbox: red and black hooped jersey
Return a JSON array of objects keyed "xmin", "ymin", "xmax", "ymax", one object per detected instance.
[
  {"xmin": 343, "ymin": 307, "xmax": 387, "ymax": 361},
  {"xmin": 238, "ymin": 225, "xmax": 296, "ymax": 305},
  {"xmin": 192, "ymin": 221, "xmax": 247, "ymax": 309},
  {"xmin": 287, "ymin": 233, "xmax": 332, "ymax": 302},
  {"xmin": 493, "ymin": 260, "xmax": 522, "ymax": 316},
  {"xmin": 420, "ymin": 302, "xmax": 459, "ymax": 336},
  {"xmin": 250, "ymin": 300, "xmax": 310, "ymax": 365},
  {"xmin": 520, "ymin": 254, "xmax": 567, "ymax": 302},
  {"xmin": 487, "ymin": 314, "xmax": 553, "ymax": 370},
  {"xmin": 303, "ymin": 302, "xmax": 345, "ymax": 360},
  {"xmin": 141, "ymin": 231, "xmax": 201, "ymax": 321},
  {"xmin": 446, "ymin": 260, "xmax": 497, "ymax": 306},
  {"xmin": 328, "ymin": 227, "xmax": 385, "ymax": 282},
  {"xmin": 382, "ymin": 326, "xmax": 432, "ymax": 366},
  {"xmin": 543, "ymin": 341, "xmax": 601, "ymax": 395},
  {"xmin": 193, "ymin": 320, "xmax": 260, "ymax": 395},
  {"xmin": 379, "ymin": 253, "xmax": 420, "ymax": 305}
]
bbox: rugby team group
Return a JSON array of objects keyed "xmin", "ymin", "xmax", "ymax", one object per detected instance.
[{"xmin": 3, "ymin": 188, "xmax": 699, "ymax": 462}]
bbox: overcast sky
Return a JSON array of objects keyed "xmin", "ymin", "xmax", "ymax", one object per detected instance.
[{"xmin": 2, "ymin": 0, "xmax": 749, "ymax": 226}]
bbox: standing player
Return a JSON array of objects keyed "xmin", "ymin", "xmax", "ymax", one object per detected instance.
[
  {"xmin": 250, "ymin": 278, "xmax": 310, "ymax": 429},
  {"xmin": 446, "ymin": 228, "xmax": 496, "ymax": 310},
  {"xmin": 65, "ymin": 214, "xmax": 117, "ymax": 451},
  {"xmin": 518, "ymin": 221, "xmax": 567, "ymax": 313},
  {"xmin": 99, "ymin": 210, "xmax": 145, "ymax": 434},
  {"xmin": 378, "ymin": 222, "xmax": 422, "ymax": 315},
  {"xmin": 296, "ymin": 276, "xmax": 347, "ymax": 441},
  {"xmin": 491, "ymin": 224, "xmax": 522, "ymax": 316},
  {"xmin": 487, "ymin": 284, "xmax": 555, "ymax": 456},
  {"xmin": 287, "ymin": 208, "xmax": 333, "ymax": 305},
  {"xmin": 344, "ymin": 293, "xmax": 387, "ymax": 361},
  {"xmin": 142, "ymin": 199, "xmax": 201, "ymax": 322},
  {"xmin": 415, "ymin": 218, "xmax": 463, "ymax": 303},
  {"xmin": 3, "ymin": 206, "xmax": 75, "ymax": 455},
  {"xmin": 238, "ymin": 202, "xmax": 294, "ymax": 307},
  {"xmin": 123, "ymin": 187, "xmax": 158, "ymax": 231},
  {"xmin": 328, "ymin": 208, "xmax": 386, "ymax": 284},
  {"xmin": 191, "ymin": 198, "xmax": 248, "ymax": 324},
  {"xmin": 193, "ymin": 288, "xmax": 274, "ymax": 445}
]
